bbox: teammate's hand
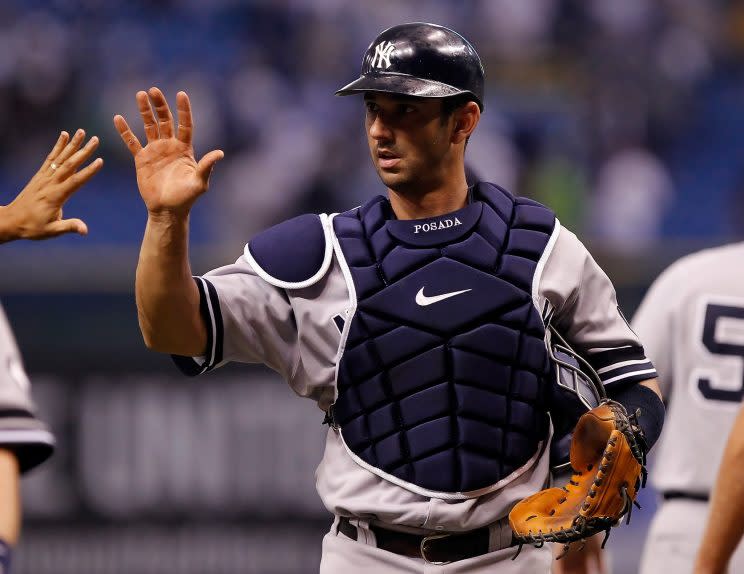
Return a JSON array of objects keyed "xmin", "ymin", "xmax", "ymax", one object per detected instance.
[
  {"xmin": 113, "ymin": 87, "xmax": 224, "ymax": 217},
  {"xmin": 552, "ymin": 535, "xmax": 608, "ymax": 574},
  {"xmin": 0, "ymin": 129, "xmax": 103, "ymax": 243}
]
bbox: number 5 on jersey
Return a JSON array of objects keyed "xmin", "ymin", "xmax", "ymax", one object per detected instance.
[{"xmin": 696, "ymin": 303, "xmax": 744, "ymax": 403}]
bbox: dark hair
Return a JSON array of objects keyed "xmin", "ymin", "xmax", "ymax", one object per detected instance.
[{"xmin": 440, "ymin": 93, "xmax": 476, "ymax": 122}]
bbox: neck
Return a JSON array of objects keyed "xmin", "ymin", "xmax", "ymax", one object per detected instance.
[{"xmin": 388, "ymin": 174, "xmax": 469, "ymax": 220}]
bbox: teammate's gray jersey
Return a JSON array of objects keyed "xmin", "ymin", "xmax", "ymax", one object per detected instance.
[
  {"xmin": 178, "ymin": 222, "xmax": 655, "ymax": 532},
  {"xmin": 633, "ymin": 242, "xmax": 744, "ymax": 495},
  {"xmin": 0, "ymin": 302, "xmax": 55, "ymax": 472}
]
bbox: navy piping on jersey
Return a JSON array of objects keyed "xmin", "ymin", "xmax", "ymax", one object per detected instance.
[
  {"xmin": 588, "ymin": 345, "xmax": 647, "ymax": 368},
  {"xmin": 0, "ymin": 408, "xmax": 34, "ymax": 420},
  {"xmin": 0, "ymin": 427, "xmax": 56, "ymax": 473},
  {"xmin": 585, "ymin": 346, "xmax": 657, "ymax": 388},
  {"xmin": 171, "ymin": 277, "xmax": 224, "ymax": 377},
  {"xmin": 600, "ymin": 362, "xmax": 657, "ymax": 387}
]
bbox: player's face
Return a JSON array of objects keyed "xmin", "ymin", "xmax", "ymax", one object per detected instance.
[{"xmin": 364, "ymin": 93, "xmax": 456, "ymax": 194}]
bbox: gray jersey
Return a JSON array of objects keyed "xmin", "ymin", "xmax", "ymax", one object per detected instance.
[
  {"xmin": 0, "ymin": 302, "xmax": 55, "ymax": 472},
  {"xmin": 177, "ymin": 220, "xmax": 655, "ymax": 532},
  {"xmin": 632, "ymin": 242, "xmax": 744, "ymax": 495}
]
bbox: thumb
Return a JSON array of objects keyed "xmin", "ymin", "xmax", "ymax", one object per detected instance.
[
  {"xmin": 44, "ymin": 218, "xmax": 88, "ymax": 238},
  {"xmin": 196, "ymin": 149, "xmax": 224, "ymax": 184}
]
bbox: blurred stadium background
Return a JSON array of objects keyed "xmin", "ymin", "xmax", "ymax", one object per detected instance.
[{"xmin": 1, "ymin": 0, "xmax": 743, "ymax": 572}]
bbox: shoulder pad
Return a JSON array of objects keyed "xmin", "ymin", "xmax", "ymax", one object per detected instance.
[{"xmin": 244, "ymin": 213, "xmax": 334, "ymax": 289}]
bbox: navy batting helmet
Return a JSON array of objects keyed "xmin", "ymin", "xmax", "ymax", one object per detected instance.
[{"xmin": 335, "ymin": 22, "xmax": 485, "ymax": 111}]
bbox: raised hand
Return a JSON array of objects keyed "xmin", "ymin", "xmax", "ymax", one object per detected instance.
[
  {"xmin": 0, "ymin": 129, "xmax": 103, "ymax": 242},
  {"xmin": 114, "ymin": 87, "xmax": 224, "ymax": 217}
]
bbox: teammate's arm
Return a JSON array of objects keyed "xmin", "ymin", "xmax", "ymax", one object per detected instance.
[
  {"xmin": 0, "ymin": 448, "xmax": 18, "ymax": 572},
  {"xmin": 0, "ymin": 449, "xmax": 19, "ymax": 542},
  {"xmin": 0, "ymin": 132, "xmax": 100, "ymax": 572},
  {"xmin": 0, "ymin": 130, "xmax": 102, "ymax": 243},
  {"xmin": 693, "ymin": 404, "xmax": 744, "ymax": 574},
  {"xmin": 114, "ymin": 88, "xmax": 223, "ymax": 356}
]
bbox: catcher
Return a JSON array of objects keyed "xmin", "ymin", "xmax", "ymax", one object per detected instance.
[{"xmin": 117, "ymin": 22, "xmax": 665, "ymax": 573}]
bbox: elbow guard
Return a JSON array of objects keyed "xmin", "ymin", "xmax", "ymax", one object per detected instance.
[{"xmin": 608, "ymin": 383, "xmax": 665, "ymax": 451}]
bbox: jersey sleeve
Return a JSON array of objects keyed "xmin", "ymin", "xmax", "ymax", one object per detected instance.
[
  {"xmin": 0, "ymin": 304, "xmax": 55, "ymax": 473},
  {"xmin": 537, "ymin": 225, "xmax": 657, "ymax": 390},
  {"xmin": 171, "ymin": 255, "xmax": 299, "ymax": 379},
  {"xmin": 630, "ymin": 265, "xmax": 677, "ymax": 398}
]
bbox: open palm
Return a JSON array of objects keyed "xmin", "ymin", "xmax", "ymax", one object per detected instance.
[
  {"xmin": 114, "ymin": 87, "xmax": 223, "ymax": 216},
  {"xmin": 0, "ymin": 129, "xmax": 103, "ymax": 242}
]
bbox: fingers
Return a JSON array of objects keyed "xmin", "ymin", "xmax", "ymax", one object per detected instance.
[
  {"xmin": 119, "ymin": 87, "xmax": 191, "ymax": 150},
  {"xmin": 137, "ymin": 90, "xmax": 159, "ymax": 142},
  {"xmin": 113, "ymin": 114, "xmax": 143, "ymax": 156},
  {"xmin": 148, "ymin": 87, "xmax": 174, "ymax": 139},
  {"xmin": 39, "ymin": 155, "xmax": 102, "ymax": 235},
  {"xmin": 56, "ymin": 157, "xmax": 104, "ymax": 202},
  {"xmin": 53, "ymin": 136, "xmax": 103, "ymax": 204},
  {"xmin": 55, "ymin": 136, "xmax": 100, "ymax": 181},
  {"xmin": 52, "ymin": 129, "xmax": 86, "ymax": 168},
  {"xmin": 48, "ymin": 129, "xmax": 85, "ymax": 176},
  {"xmin": 41, "ymin": 131, "xmax": 70, "ymax": 171},
  {"xmin": 196, "ymin": 149, "xmax": 224, "ymax": 184},
  {"xmin": 43, "ymin": 218, "xmax": 88, "ymax": 238},
  {"xmin": 176, "ymin": 91, "xmax": 193, "ymax": 145}
]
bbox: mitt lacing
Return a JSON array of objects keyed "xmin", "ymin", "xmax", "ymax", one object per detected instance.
[{"xmin": 512, "ymin": 402, "xmax": 650, "ymax": 561}]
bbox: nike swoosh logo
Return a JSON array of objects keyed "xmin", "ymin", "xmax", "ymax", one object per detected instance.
[{"xmin": 415, "ymin": 287, "xmax": 472, "ymax": 307}]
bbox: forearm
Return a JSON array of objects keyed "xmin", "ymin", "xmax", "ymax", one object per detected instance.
[
  {"xmin": 136, "ymin": 212, "xmax": 206, "ymax": 356},
  {"xmin": 607, "ymin": 378, "xmax": 665, "ymax": 451},
  {"xmin": 694, "ymin": 407, "xmax": 744, "ymax": 574},
  {"xmin": 0, "ymin": 449, "xmax": 20, "ymax": 545}
]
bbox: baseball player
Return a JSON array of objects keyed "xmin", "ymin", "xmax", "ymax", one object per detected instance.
[
  {"xmin": 0, "ymin": 128, "xmax": 102, "ymax": 573},
  {"xmin": 633, "ymin": 242, "xmax": 744, "ymax": 574},
  {"xmin": 693, "ymin": 402, "xmax": 744, "ymax": 573},
  {"xmin": 115, "ymin": 23, "xmax": 664, "ymax": 573}
]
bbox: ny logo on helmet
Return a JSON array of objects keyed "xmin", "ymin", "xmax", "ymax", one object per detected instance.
[{"xmin": 370, "ymin": 41, "xmax": 395, "ymax": 69}]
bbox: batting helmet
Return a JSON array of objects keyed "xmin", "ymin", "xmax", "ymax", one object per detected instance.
[{"xmin": 335, "ymin": 22, "xmax": 485, "ymax": 111}]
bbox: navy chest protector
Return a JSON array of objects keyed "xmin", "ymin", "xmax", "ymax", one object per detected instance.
[{"xmin": 330, "ymin": 183, "xmax": 557, "ymax": 497}]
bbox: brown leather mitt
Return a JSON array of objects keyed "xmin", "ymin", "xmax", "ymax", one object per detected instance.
[{"xmin": 509, "ymin": 400, "xmax": 647, "ymax": 557}]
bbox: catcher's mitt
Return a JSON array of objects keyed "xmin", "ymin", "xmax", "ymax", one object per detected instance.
[{"xmin": 509, "ymin": 400, "xmax": 647, "ymax": 558}]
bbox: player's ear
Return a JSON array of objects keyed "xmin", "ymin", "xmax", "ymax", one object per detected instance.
[{"xmin": 451, "ymin": 102, "xmax": 480, "ymax": 145}]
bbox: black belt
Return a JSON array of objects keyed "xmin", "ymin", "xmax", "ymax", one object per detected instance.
[
  {"xmin": 338, "ymin": 516, "xmax": 499, "ymax": 564},
  {"xmin": 663, "ymin": 491, "xmax": 709, "ymax": 502}
]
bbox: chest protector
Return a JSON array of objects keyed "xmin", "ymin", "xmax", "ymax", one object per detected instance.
[{"xmin": 331, "ymin": 182, "xmax": 557, "ymax": 498}]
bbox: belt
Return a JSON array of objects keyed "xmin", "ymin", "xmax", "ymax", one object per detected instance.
[
  {"xmin": 338, "ymin": 516, "xmax": 504, "ymax": 565},
  {"xmin": 663, "ymin": 491, "xmax": 709, "ymax": 502}
]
